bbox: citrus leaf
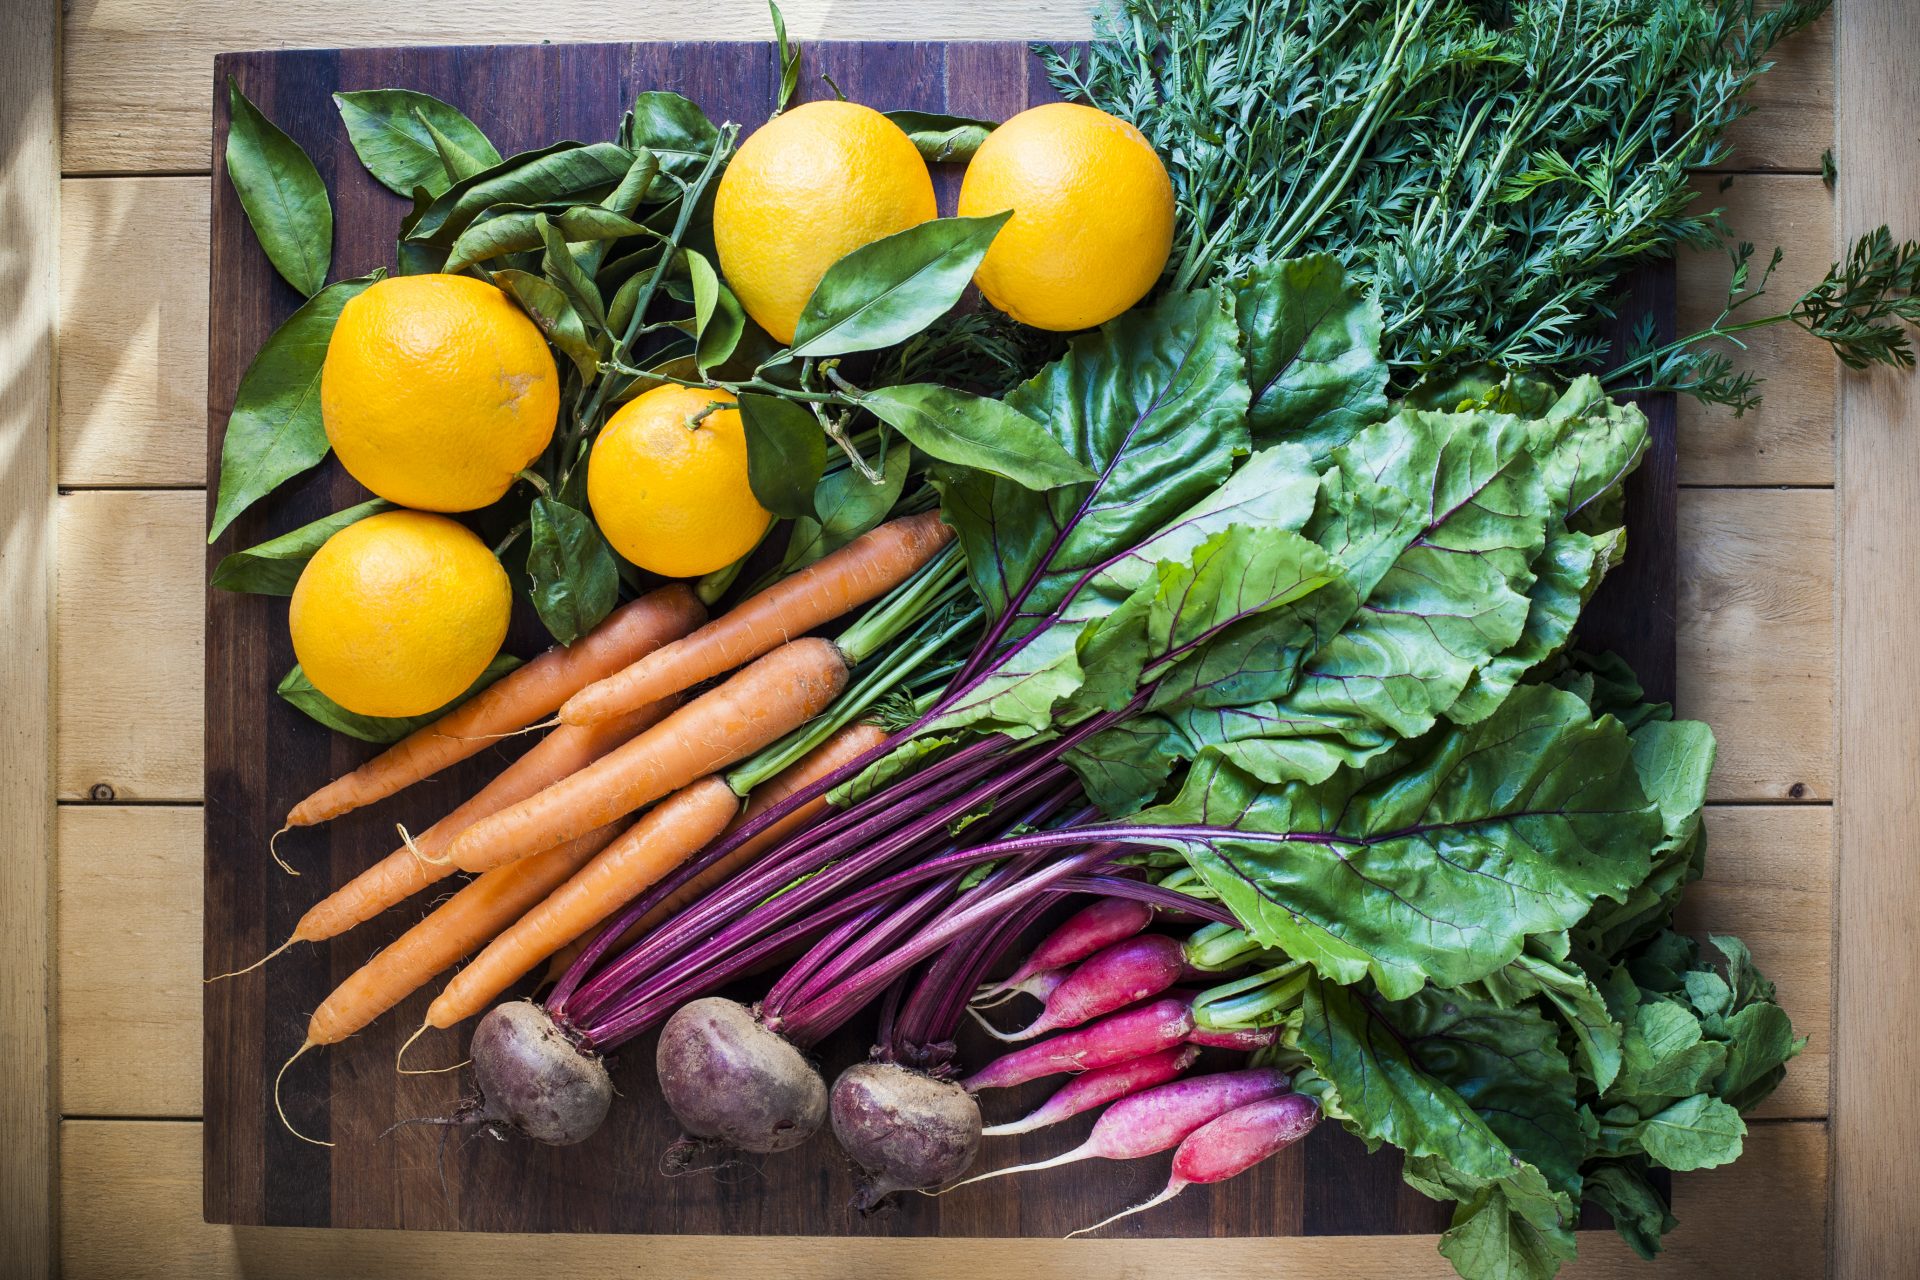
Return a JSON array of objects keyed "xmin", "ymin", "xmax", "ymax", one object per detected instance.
[
  {"xmin": 536, "ymin": 214, "xmax": 607, "ymax": 328},
  {"xmin": 408, "ymin": 141, "xmax": 635, "ymax": 245},
  {"xmin": 738, "ymin": 393, "xmax": 825, "ymax": 520},
  {"xmin": 493, "ymin": 268, "xmax": 599, "ymax": 382},
  {"xmin": 225, "ymin": 77, "xmax": 332, "ymax": 297},
  {"xmin": 783, "ymin": 443, "xmax": 911, "ymax": 571},
  {"xmin": 770, "ymin": 0, "xmax": 803, "ymax": 113},
  {"xmin": 685, "ymin": 249, "xmax": 746, "ymax": 373},
  {"xmin": 208, "ymin": 272, "xmax": 383, "ymax": 543},
  {"xmin": 618, "ymin": 92, "xmax": 720, "ymax": 177},
  {"xmin": 277, "ymin": 654, "xmax": 521, "ymax": 744},
  {"xmin": 526, "ymin": 496, "xmax": 620, "ymax": 645},
  {"xmin": 861, "ymin": 382, "xmax": 1094, "ymax": 488},
  {"xmin": 211, "ymin": 499, "xmax": 391, "ymax": 595},
  {"xmin": 333, "ymin": 89, "xmax": 501, "ymax": 197},
  {"xmin": 788, "ymin": 212, "xmax": 1011, "ymax": 359},
  {"xmin": 446, "ymin": 204, "xmax": 653, "ymax": 274},
  {"xmin": 883, "ymin": 110, "xmax": 996, "ymax": 163}
]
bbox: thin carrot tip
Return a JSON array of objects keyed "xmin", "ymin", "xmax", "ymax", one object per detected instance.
[
  {"xmin": 397, "ymin": 822, "xmax": 455, "ymax": 868},
  {"xmin": 395, "ymin": 1021, "xmax": 471, "ymax": 1076},
  {"xmin": 268, "ymin": 825, "xmax": 299, "ymax": 876},
  {"xmin": 274, "ymin": 1041, "xmax": 335, "ymax": 1148},
  {"xmin": 205, "ymin": 935, "xmax": 295, "ymax": 983}
]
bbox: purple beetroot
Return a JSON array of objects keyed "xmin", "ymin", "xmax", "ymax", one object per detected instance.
[
  {"xmin": 975, "ymin": 933, "xmax": 1187, "ymax": 1042},
  {"xmin": 830, "ymin": 1061, "xmax": 982, "ymax": 1210},
  {"xmin": 944, "ymin": 1067, "xmax": 1292, "ymax": 1191},
  {"xmin": 466, "ymin": 1001, "xmax": 613, "ymax": 1146},
  {"xmin": 1068, "ymin": 1091, "xmax": 1321, "ymax": 1236},
  {"xmin": 656, "ymin": 997, "xmax": 827, "ymax": 1154},
  {"xmin": 980, "ymin": 1044, "xmax": 1200, "ymax": 1138}
]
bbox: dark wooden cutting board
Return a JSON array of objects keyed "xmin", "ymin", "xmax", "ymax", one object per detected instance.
[{"xmin": 204, "ymin": 38, "xmax": 1676, "ymax": 1235}]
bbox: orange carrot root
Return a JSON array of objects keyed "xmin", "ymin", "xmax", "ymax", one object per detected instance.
[
  {"xmin": 205, "ymin": 936, "xmax": 295, "ymax": 983},
  {"xmin": 559, "ymin": 512, "xmax": 951, "ymax": 728},
  {"xmin": 273, "ymin": 1040, "xmax": 334, "ymax": 1148},
  {"xmin": 445, "ymin": 637, "xmax": 851, "ymax": 876},
  {"xmin": 286, "ymin": 585, "xmax": 704, "ymax": 828}
]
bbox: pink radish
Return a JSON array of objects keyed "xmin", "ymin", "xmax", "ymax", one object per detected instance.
[
  {"xmin": 944, "ymin": 1067, "xmax": 1292, "ymax": 1191},
  {"xmin": 1067, "ymin": 1092, "xmax": 1321, "ymax": 1236},
  {"xmin": 961, "ymin": 996, "xmax": 1196, "ymax": 1092},
  {"xmin": 980, "ymin": 1045, "xmax": 1200, "ymax": 1138},
  {"xmin": 1186, "ymin": 1025, "xmax": 1279, "ymax": 1051},
  {"xmin": 972, "ymin": 897, "xmax": 1152, "ymax": 1004},
  {"xmin": 975, "ymin": 934, "xmax": 1186, "ymax": 1042}
]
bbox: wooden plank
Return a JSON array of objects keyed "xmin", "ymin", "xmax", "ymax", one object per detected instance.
[
  {"xmin": 1676, "ymin": 173, "xmax": 1835, "ymax": 488},
  {"xmin": 59, "ymin": 0, "xmax": 1095, "ymax": 174},
  {"xmin": 1677, "ymin": 488, "xmax": 1833, "ymax": 803},
  {"xmin": 1675, "ymin": 805, "xmax": 1831, "ymax": 1120},
  {"xmin": 1834, "ymin": 1, "xmax": 1920, "ymax": 1273},
  {"xmin": 55, "ymin": 490, "xmax": 204, "ymax": 802},
  {"xmin": 1707, "ymin": 4, "xmax": 1833, "ymax": 175},
  {"xmin": 58, "ymin": 176, "xmax": 209, "ymax": 487},
  {"xmin": 57, "ymin": 806, "xmax": 203, "ymax": 1119},
  {"xmin": 0, "ymin": 0, "xmax": 60, "ymax": 1270},
  {"xmin": 60, "ymin": 1119, "xmax": 1827, "ymax": 1280}
]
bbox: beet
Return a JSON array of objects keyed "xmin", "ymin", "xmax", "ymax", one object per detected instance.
[
  {"xmin": 830, "ymin": 1061, "xmax": 982, "ymax": 1210},
  {"xmin": 656, "ymin": 997, "xmax": 826, "ymax": 1153},
  {"xmin": 468, "ymin": 1000, "xmax": 612, "ymax": 1146}
]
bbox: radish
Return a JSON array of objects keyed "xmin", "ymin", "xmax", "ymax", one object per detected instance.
[
  {"xmin": 974, "ymin": 933, "xmax": 1186, "ymax": 1042},
  {"xmin": 960, "ymin": 995, "xmax": 1197, "ymax": 1092},
  {"xmin": 830, "ymin": 1061, "xmax": 982, "ymax": 1211},
  {"xmin": 971, "ymin": 967, "xmax": 1066, "ymax": 1010},
  {"xmin": 1067, "ymin": 1092, "xmax": 1321, "ymax": 1236},
  {"xmin": 980, "ymin": 1044, "xmax": 1199, "ymax": 1137},
  {"xmin": 972, "ymin": 896, "xmax": 1152, "ymax": 1004},
  {"xmin": 655, "ymin": 996, "xmax": 827, "ymax": 1154},
  {"xmin": 1186, "ymin": 1025, "xmax": 1279, "ymax": 1051},
  {"xmin": 944, "ymin": 1067, "xmax": 1292, "ymax": 1190}
]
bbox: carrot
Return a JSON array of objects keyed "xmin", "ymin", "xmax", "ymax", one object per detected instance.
[
  {"xmin": 558, "ymin": 512, "xmax": 951, "ymax": 728},
  {"xmin": 285, "ymin": 585, "xmax": 704, "ymax": 827},
  {"xmin": 444, "ymin": 637, "xmax": 851, "ymax": 876},
  {"xmin": 541, "ymin": 721, "xmax": 889, "ymax": 984},
  {"xmin": 306, "ymin": 822, "xmax": 627, "ymax": 1047},
  {"xmin": 287, "ymin": 698, "xmax": 679, "ymax": 951},
  {"xmin": 424, "ymin": 779, "xmax": 742, "ymax": 1029}
]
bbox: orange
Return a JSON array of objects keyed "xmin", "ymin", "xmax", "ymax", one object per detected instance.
[
  {"xmin": 289, "ymin": 510, "xmax": 512, "ymax": 718},
  {"xmin": 321, "ymin": 274, "xmax": 560, "ymax": 512},
  {"xmin": 957, "ymin": 103, "xmax": 1174, "ymax": 332},
  {"xmin": 713, "ymin": 100, "xmax": 937, "ymax": 344},
  {"xmin": 587, "ymin": 384, "xmax": 772, "ymax": 579}
]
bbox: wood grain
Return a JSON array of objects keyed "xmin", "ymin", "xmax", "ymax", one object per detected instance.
[
  {"xmin": 59, "ymin": 0, "xmax": 1094, "ymax": 174},
  {"xmin": 58, "ymin": 176, "xmax": 210, "ymax": 487},
  {"xmin": 56, "ymin": 489, "xmax": 204, "ymax": 802},
  {"xmin": 57, "ymin": 806, "xmax": 204, "ymax": 1119},
  {"xmin": 60, "ymin": 1119, "xmax": 1828, "ymax": 1279},
  {"xmin": 1834, "ymin": 0, "xmax": 1920, "ymax": 1273},
  {"xmin": 1677, "ymin": 488, "xmax": 1833, "ymax": 803},
  {"xmin": 1676, "ymin": 174, "xmax": 1835, "ymax": 488},
  {"xmin": 1708, "ymin": 4, "xmax": 1833, "ymax": 176},
  {"xmin": 1, "ymin": 0, "xmax": 60, "ymax": 1271}
]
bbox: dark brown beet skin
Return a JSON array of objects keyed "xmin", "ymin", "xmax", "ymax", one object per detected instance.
[
  {"xmin": 470, "ymin": 1001, "xmax": 612, "ymax": 1146},
  {"xmin": 831, "ymin": 1061, "xmax": 982, "ymax": 1211},
  {"xmin": 656, "ymin": 997, "xmax": 827, "ymax": 1153}
]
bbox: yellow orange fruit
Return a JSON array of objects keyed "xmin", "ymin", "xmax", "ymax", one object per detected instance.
[
  {"xmin": 321, "ymin": 274, "xmax": 560, "ymax": 512},
  {"xmin": 957, "ymin": 102, "xmax": 1175, "ymax": 332},
  {"xmin": 713, "ymin": 100, "xmax": 937, "ymax": 344},
  {"xmin": 289, "ymin": 510, "xmax": 512, "ymax": 718},
  {"xmin": 587, "ymin": 384, "xmax": 772, "ymax": 579}
]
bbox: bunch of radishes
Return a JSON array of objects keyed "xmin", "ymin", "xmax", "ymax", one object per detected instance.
[{"xmin": 835, "ymin": 897, "xmax": 1322, "ymax": 1233}]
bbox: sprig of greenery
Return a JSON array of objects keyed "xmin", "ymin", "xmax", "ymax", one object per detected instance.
[
  {"xmin": 1609, "ymin": 228, "xmax": 1920, "ymax": 413},
  {"xmin": 1042, "ymin": 0, "xmax": 1830, "ymax": 390}
]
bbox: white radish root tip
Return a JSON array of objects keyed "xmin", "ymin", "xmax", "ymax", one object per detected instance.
[
  {"xmin": 1065, "ymin": 1182, "xmax": 1185, "ymax": 1238},
  {"xmin": 274, "ymin": 1040, "xmax": 335, "ymax": 1148},
  {"xmin": 268, "ymin": 825, "xmax": 298, "ymax": 876},
  {"xmin": 964, "ymin": 1004, "xmax": 1025, "ymax": 1043},
  {"xmin": 205, "ymin": 935, "xmax": 294, "ymax": 983},
  {"xmin": 935, "ymin": 1147, "xmax": 1080, "ymax": 1194}
]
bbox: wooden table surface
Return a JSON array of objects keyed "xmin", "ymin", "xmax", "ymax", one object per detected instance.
[{"xmin": 5, "ymin": 1, "xmax": 1915, "ymax": 1275}]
